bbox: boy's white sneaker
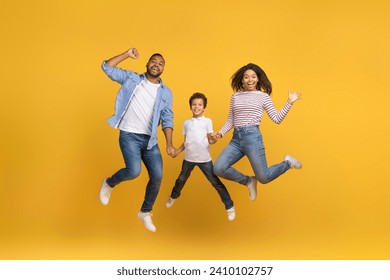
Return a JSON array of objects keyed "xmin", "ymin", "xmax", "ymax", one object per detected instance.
[
  {"xmin": 227, "ymin": 206, "xmax": 236, "ymax": 221},
  {"xmin": 247, "ymin": 176, "xmax": 257, "ymax": 201},
  {"xmin": 165, "ymin": 197, "xmax": 176, "ymax": 208},
  {"xmin": 284, "ymin": 155, "xmax": 302, "ymax": 169},
  {"xmin": 137, "ymin": 211, "xmax": 156, "ymax": 232},
  {"xmin": 99, "ymin": 179, "xmax": 112, "ymax": 206}
]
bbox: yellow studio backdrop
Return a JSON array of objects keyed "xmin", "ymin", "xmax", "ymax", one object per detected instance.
[{"xmin": 0, "ymin": 0, "xmax": 389, "ymax": 259}]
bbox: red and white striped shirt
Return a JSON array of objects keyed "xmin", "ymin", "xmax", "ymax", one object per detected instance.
[{"xmin": 219, "ymin": 91, "xmax": 292, "ymax": 136}]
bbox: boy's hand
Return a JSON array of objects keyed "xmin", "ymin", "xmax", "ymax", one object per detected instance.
[
  {"xmin": 208, "ymin": 132, "xmax": 218, "ymax": 144},
  {"xmin": 209, "ymin": 132, "xmax": 216, "ymax": 141},
  {"xmin": 173, "ymin": 149, "xmax": 181, "ymax": 158}
]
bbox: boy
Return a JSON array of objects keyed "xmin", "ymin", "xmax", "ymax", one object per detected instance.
[{"xmin": 166, "ymin": 93, "xmax": 235, "ymax": 221}]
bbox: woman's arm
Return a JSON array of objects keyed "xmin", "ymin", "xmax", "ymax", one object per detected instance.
[
  {"xmin": 264, "ymin": 90, "xmax": 302, "ymax": 124},
  {"xmin": 217, "ymin": 94, "xmax": 235, "ymax": 136}
]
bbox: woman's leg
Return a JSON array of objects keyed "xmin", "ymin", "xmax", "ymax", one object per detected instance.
[
  {"xmin": 242, "ymin": 129, "xmax": 290, "ymax": 184},
  {"xmin": 213, "ymin": 136, "xmax": 249, "ymax": 185}
]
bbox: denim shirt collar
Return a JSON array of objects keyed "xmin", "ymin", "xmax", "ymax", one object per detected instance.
[{"xmin": 140, "ymin": 73, "xmax": 167, "ymax": 89}]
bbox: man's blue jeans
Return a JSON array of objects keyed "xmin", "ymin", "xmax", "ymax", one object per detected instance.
[
  {"xmin": 170, "ymin": 160, "xmax": 234, "ymax": 210},
  {"xmin": 106, "ymin": 131, "xmax": 163, "ymax": 212},
  {"xmin": 214, "ymin": 125, "xmax": 290, "ymax": 186}
]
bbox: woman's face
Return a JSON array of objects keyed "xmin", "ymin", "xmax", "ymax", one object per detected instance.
[{"xmin": 242, "ymin": 69, "xmax": 258, "ymax": 91}]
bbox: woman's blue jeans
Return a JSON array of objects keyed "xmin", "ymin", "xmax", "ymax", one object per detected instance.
[
  {"xmin": 170, "ymin": 160, "xmax": 234, "ymax": 210},
  {"xmin": 106, "ymin": 131, "xmax": 163, "ymax": 212},
  {"xmin": 214, "ymin": 125, "xmax": 290, "ymax": 186}
]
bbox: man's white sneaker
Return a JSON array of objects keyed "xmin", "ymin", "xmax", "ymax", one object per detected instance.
[
  {"xmin": 165, "ymin": 197, "xmax": 176, "ymax": 208},
  {"xmin": 99, "ymin": 179, "xmax": 112, "ymax": 206},
  {"xmin": 284, "ymin": 155, "xmax": 302, "ymax": 169},
  {"xmin": 247, "ymin": 176, "xmax": 257, "ymax": 201},
  {"xmin": 137, "ymin": 211, "xmax": 156, "ymax": 232},
  {"xmin": 227, "ymin": 207, "xmax": 236, "ymax": 221}
]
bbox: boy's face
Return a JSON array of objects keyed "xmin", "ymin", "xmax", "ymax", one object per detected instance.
[{"xmin": 191, "ymin": 98, "xmax": 205, "ymax": 118}]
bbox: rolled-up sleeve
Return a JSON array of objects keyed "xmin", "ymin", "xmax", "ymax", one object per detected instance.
[
  {"xmin": 160, "ymin": 94, "xmax": 174, "ymax": 130},
  {"xmin": 101, "ymin": 61, "xmax": 132, "ymax": 85}
]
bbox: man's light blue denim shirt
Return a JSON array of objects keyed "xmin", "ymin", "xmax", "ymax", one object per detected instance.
[{"xmin": 101, "ymin": 61, "xmax": 174, "ymax": 149}]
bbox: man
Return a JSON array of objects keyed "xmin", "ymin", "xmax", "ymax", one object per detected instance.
[{"xmin": 99, "ymin": 47, "xmax": 175, "ymax": 232}]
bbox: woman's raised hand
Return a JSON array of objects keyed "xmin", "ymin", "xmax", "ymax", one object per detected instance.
[{"xmin": 288, "ymin": 90, "xmax": 302, "ymax": 104}]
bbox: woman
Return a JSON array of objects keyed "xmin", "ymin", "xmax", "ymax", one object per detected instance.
[{"xmin": 212, "ymin": 63, "xmax": 302, "ymax": 201}]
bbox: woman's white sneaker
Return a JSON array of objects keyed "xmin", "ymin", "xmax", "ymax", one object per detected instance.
[{"xmin": 284, "ymin": 155, "xmax": 302, "ymax": 169}]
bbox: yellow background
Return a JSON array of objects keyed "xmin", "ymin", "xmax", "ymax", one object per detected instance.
[{"xmin": 1, "ymin": 0, "xmax": 389, "ymax": 259}]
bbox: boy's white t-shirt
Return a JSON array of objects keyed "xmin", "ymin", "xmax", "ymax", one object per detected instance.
[
  {"xmin": 183, "ymin": 116, "xmax": 213, "ymax": 163},
  {"xmin": 119, "ymin": 79, "xmax": 160, "ymax": 135}
]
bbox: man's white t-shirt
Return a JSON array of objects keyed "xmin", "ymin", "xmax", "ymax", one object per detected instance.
[
  {"xmin": 183, "ymin": 116, "xmax": 213, "ymax": 163},
  {"xmin": 119, "ymin": 79, "xmax": 160, "ymax": 135}
]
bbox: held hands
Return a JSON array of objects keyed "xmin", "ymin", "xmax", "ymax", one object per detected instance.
[
  {"xmin": 166, "ymin": 146, "xmax": 177, "ymax": 158},
  {"xmin": 209, "ymin": 132, "xmax": 222, "ymax": 143},
  {"xmin": 288, "ymin": 90, "xmax": 302, "ymax": 104},
  {"xmin": 127, "ymin": 48, "xmax": 140, "ymax": 59},
  {"xmin": 172, "ymin": 149, "xmax": 181, "ymax": 158}
]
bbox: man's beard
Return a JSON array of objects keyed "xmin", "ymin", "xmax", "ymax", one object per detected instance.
[{"xmin": 147, "ymin": 68, "xmax": 161, "ymax": 78}]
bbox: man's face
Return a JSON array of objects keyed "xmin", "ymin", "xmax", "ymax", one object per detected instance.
[{"xmin": 146, "ymin": 55, "xmax": 165, "ymax": 78}]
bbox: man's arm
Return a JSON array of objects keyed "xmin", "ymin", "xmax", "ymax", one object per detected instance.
[
  {"xmin": 106, "ymin": 48, "xmax": 139, "ymax": 67},
  {"xmin": 163, "ymin": 127, "xmax": 176, "ymax": 157},
  {"xmin": 102, "ymin": 48, "xmax": 140, "ymax": 84}
]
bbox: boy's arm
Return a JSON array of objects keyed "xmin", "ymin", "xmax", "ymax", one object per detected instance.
[
  {"xmin": 175, "ymin": 143, "xmax": 185, "ymax": 154},
  {"xmin": 173, "ymin": 135, "xmax": 186, "ymax": 157}
]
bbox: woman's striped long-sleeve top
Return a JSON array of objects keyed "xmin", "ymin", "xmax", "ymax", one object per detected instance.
[{"xmin": 218, "ymin": 91, "xmax": 292, "ymax": 136}]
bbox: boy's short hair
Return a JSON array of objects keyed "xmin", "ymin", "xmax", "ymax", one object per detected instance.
[{"xmin": 189, "ymin": 92, "xmax": 207, "ymax": 108}]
